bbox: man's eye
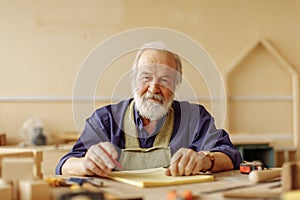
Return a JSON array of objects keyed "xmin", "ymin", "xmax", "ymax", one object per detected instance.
[
  {"xmin": 160, "ymin": 79, "xmax": 169, "ymax": 84},
  {"xmin": 142, "ymin": 76, "xmax": 151, "ymax": 81}
]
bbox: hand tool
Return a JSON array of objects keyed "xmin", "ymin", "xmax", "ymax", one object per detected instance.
[{"xmin": 240, "ymin": 160, "xmax": 264, "ymax": 174}]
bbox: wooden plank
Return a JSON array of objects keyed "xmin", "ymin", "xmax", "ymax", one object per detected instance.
[{"xmin": 223, "ymin": 182, "xmax": 281, "ymax": 198}]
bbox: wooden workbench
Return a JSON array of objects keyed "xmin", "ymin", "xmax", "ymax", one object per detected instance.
[{"xmin": 51, "ymin": 170, "xmax": 282, "ymax": 200}]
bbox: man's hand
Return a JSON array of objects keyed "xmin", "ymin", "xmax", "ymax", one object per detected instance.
[
  {"xmin": 165, "ymin": 148, "xmax": 211, "ymax": 176},
  {"xmin": 81, "ymin": 142, "xmax": 119, "ymax": 177}
]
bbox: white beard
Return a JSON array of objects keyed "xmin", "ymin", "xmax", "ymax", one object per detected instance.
[{"xmin": 134, "ymin": 91, "xmax": 173, "ymax": 121}]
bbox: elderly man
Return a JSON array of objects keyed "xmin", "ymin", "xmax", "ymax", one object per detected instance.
[{"xmin": 56, "ymin": 42, "xmax": 242, "ymax": 177}]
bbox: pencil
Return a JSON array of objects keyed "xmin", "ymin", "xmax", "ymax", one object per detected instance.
[{"xmin": 99, "ymin": 145, "xmax": 123, "ymax": 170}]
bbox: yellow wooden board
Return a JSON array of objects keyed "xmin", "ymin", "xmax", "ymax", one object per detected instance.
[{"xmin": 109, "ymin": 167, "xmax": 214, "ymax": 188}]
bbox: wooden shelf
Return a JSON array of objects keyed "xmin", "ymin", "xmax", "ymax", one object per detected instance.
[
  {"xmin": 229, "ymin": 95, "xmax": 293, "ymax": 102},
  {"xmin": 223, "ymin": 37, "xmax": 299, "ymax": 160}
]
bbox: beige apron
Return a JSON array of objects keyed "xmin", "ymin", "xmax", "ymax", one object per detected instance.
[{"xmin": 119, "ymin": 101, "xmax": 174, "ymax": 170}]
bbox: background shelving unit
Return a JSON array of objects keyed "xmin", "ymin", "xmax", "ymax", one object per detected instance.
[{"xmin": 223, "ymin": 37, "xmax": 299, "ymax": 166}]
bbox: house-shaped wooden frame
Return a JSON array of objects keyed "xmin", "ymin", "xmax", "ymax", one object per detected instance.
[{"xmin": 223, "ymin": 37, "xmax": 299, "ymax": 161}]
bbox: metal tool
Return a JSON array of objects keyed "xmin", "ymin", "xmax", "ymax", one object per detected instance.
[{"xmin": 66, "ymin": 177, "xmax": 103, "ymax": 187}]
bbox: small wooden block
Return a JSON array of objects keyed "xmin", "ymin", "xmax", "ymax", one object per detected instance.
[
  {"xmin": 0, "ymin": 179, "xmax": 12, "ymax": 200},
  {"xmin": 2, "ymin": 157, "xmax": 34, "ymax": 181},
  {"xmin": 282, "ymin": 161, "xmax": 300, "ymax": 192},
  {"xmin": 19, "ymin": 180, "xmax": 50, "ymax": 200}
]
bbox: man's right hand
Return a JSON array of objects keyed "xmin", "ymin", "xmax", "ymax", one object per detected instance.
[
  {"xmin": 82, "ymin": 141, "xmax": 119, "ymax": 177},
  {"xmin": 62, "ymin": 142, "xmax": 119, "ymax": 177}
]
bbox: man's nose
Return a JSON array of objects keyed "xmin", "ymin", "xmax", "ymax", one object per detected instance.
[{"xmin": 148, "ymin": 81, "xmax": 160, "ymax": 94}]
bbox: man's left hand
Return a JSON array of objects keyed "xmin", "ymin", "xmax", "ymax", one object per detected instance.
[{"xmin": 165, "ymin": 148, "xmax": 210, "ymax": 176}]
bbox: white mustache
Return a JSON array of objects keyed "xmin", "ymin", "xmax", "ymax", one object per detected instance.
[{"xmin": 143, "ymin": 92, "xmax": 164, "ymax": 103}]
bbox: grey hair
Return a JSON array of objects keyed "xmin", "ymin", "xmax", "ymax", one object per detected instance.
[{"xmin": 130, "ymin": 41, "xmax": 183, "ymax": 92}]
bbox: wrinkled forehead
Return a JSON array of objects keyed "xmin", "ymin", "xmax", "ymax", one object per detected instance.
[
  {"xmin": 137, "ymin": 49, "xmax": 177, "ymax": 70},
  {"xmin": 137, "ymin": 63, "xmax": 177, "ymax": 76}
]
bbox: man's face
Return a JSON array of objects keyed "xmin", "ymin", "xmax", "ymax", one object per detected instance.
[{"xmin": 133, "ymin": 49, "xmax": 178, "ymax": 120}]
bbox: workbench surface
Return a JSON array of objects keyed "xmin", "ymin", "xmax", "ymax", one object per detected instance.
[{"xmin": 51, "ymin": 169, "xmax": 282, "ymax": 200}]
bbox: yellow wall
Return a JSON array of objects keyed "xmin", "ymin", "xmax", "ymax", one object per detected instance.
[{"xmin": 0, "ymin": 0, "xmax": 299, "ymax": 146}]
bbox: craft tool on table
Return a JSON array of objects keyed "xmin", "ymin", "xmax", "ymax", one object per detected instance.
[
  {"xmin": 168, "ymin": 189, "xmax": 194, "ymax": 200},
  {"xmin": 240, "ymin": 160, "xmax": 264, "ymax": 174},
  {"xmin": 45, "ymin": 176, "xmax": 103, "ymax": 187}
]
